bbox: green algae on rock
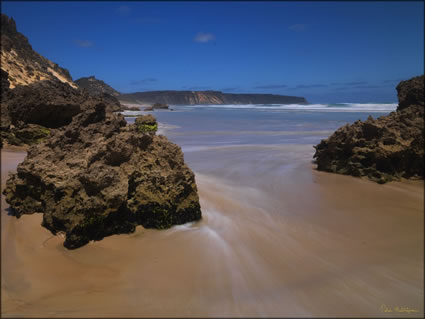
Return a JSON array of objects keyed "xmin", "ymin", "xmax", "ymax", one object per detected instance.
[
  {"xmin": 3, "ymin": 107, "xmax": 202, "ymax": 249},
  {"xmin": 135, "ymin": 114, "xmax": 158, "ymax": 133}
]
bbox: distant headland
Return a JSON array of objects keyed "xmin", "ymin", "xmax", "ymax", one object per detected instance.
[{"xmin": 118, "ymin": 90, "xmax": 308, "ymax": 105}]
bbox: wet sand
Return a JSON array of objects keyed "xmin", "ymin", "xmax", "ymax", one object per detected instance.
[{"xmin": 1, "ymin": 147, "xmax": 423, "ymax": 317}]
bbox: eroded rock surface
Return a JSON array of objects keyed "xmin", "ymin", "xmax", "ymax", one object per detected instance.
[
  {"xmin": 6, "ymin": 79, "xmax": 121, "ymax": 128},
  {"xmin": 313, "ymin": 75, "xmax": 424, "ymax": 183},
  {"xmin": 1, "ymin": 73, "xmax": 122, "ymax": 146},
  {"xmin": 4, "ymin": 108, "xmax": 202, "ymax": 248}
]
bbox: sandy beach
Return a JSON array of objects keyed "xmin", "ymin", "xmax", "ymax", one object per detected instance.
[
  {"xmin": 1, "ymin": 144, "xmax": 423, "ymax": 317},
  {"xmin": 1, "ymin": 1, "xmax": 423, "ymax": 317}
]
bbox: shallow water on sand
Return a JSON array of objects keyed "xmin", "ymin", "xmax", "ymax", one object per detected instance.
[{"xmin": 1, "ymin": 107, "xmax": 424, "ymax": 317}]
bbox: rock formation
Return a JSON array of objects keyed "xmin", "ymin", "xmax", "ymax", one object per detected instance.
[
  {"xmin": 119, "ymin": 90, "xmax": 307, "ymax": 105},
  {"xmin": 121, "ymin": 105, "xmax": 141, "ymax": 111},
  {"xmin": 75, "ymin": 76, "xmax": 122, "ymax": 112},
  {"xmin": 3, "ymin": 107, "xmax": 202, "ymax": 249},
  {"xmin": 313, "ymin": 75, "xmax": 424, "ymax": 183},
  {"xmin": 144, "ymin": 103, "xmax": 169, "ymax": 111},
  {"xmin": 1, "ymin": 14, "xmax": 77, "ymax": 89},
  {"xmin": 75, "ymin": 76, "xmax": 120, "ymax": 97},
  {"xmin": 0, "ymin": 14, "xmax": 121, "ymax": 147},
  {"xmin": 1, "ymin": 75, "xmax": 122, "ymax": 146}
]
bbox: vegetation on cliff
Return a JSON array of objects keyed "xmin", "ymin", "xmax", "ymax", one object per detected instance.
[{"xmin": 1, "ymin": 13, "xmax": 77, "ymax": 89}]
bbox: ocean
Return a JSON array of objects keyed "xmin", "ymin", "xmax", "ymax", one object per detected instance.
[
  {"xmin": 123, "ymin": 102, "xmax": 398, "ymax": 181},
  {"xmin": 2, "ymin": 102, "xmax": 423, "ymax": 317}
]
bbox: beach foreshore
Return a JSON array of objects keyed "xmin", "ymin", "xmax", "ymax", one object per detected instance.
[{"xmin": 1, "ymin": 146, "xmax": 423, "ymax": 317}]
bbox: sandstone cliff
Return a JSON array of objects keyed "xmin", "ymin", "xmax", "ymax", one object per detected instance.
[
  {"xmin": 313, "ymin": 75, "xmax": 424, "ymax": 183},
  {"xmin": 119, "ymin": 90, "xmax": 307, "ymax": 105},
  {"xmin": 0, "ymin": 15, "xmax": 120, "ymax": 147},
  {"xmin": 1, "ymin": 14, "xmax": 77, "ymax": 89}
]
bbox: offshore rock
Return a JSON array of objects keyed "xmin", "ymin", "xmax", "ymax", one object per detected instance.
[
  {"xmin": 313, "ymin": 75, "xmax": 424, "ymax": 183},
  {"xmin": 3, "ymin": 107, "xmax": 202, "ymax": 248},
  {"xmin": 144, "ymin": 103, "xmax": 169, "ymax": 112}
]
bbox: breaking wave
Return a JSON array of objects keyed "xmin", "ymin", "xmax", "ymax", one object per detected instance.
[{"xmin": 178, "ymin": 103, "xmax": 397, "ymax": 112}]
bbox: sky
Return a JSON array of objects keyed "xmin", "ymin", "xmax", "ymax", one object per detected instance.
[{"xmin": 2, "ymin": 1, "xmax": 424, "ymax": 103}]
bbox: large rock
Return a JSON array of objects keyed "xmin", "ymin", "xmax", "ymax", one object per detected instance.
[
  {"xmin": 6, "ymin": 80, "xmax": 122, "ymax": 129},
  {"xmin": 4, "ymin": 106, "xmax": 202, "ymax": 248},
  {"xmin": 144, "ymin": 103, "xmax": 169, "ymax": 112},
  {"xmin": 396, "ymin": 75, "xmax": 424, "ymax": 111},
  {"xmin": 6, "ymin": 80, "xmax": 85, "ymax": 128},
  {"xmin": 313, "ymin": 75, "xmax": 424, "ymax": 183},
  {"xmin": 1, "ymin": 76, "xmax": 123, "ymax": 147}
]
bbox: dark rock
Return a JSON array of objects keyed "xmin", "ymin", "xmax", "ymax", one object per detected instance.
[
  {"xmin": 96, "ymin": 92, "xmax": 122, "ymax": 112},
  {"xmin": 3, "ymin": 107, "xmax": 202, "ymax": 249},
  {"xmin": 143, "ymin": 103, "xmax": 169, "ymax": 112},
  {"xmin": 75, "ymin": 76, "xmax": 122, "ymax": 112},
  {"xmin": 6, "ymin": 80, "xmax": 85, "ymax": 128},
  {"xmin": 313, "ymin": 75, "xmax": 424, "ymax": 183},
  {"xmin": 152, "ymin": 103, "xmax": 169, "ymax": 109},
  {"xmin": 1, "ymin": 78, "xmax": 123, "ymax": 147},
  {"xmin": 121, "ymin": 105, "xmax": 141, "ymax": 111},
  {"xmin": 396, "ymin": 75, "xmax": 424, "ymax": 111},
  {"xmin": 75, "ymin": 76, "xmax": 120, "ymax": 97}
]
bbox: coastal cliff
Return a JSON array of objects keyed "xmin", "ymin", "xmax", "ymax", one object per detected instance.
[
  {"xmin": 313, "ymin": 75, "xmax": 424, "ymax": 183},
  {"xmin": 75, "ymin": 76, "xmax": 121, "ymax": 97},
  {"xmin": 0, "ymin": 14, "xmax": 121, "ymax": 147},
  {"xmin": 119, "ymin": 90, "xmax": 307, "ymax": 105},
  {"xmin": 1, "ymin": 14, "xmax": 77, "ymax": 89},
  {"xmin": 75, "ymin": 76, "xmax": 122, "ymax": 111}
]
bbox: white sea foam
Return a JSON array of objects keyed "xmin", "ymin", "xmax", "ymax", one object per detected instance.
[
  {"xmin": 121, "ymin": 110, "xmax": 144, "ymax": 116},
  {"xmin": 177, "ymin": 103, "xmax": 397, "ymax": 112}
]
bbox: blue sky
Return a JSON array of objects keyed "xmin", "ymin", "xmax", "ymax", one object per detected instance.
[{"xmin": 2, "ymin": 1, "xmax": 424, "ymax": 103}]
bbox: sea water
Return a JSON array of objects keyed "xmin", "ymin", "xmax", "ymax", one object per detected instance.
[
  {"xmin": 123, "ymin": 103, "xmax": 397, "ymax": 184},
  {"xmin": 112, "ymin": 102, "xmax": 422, "ymax": 317}
]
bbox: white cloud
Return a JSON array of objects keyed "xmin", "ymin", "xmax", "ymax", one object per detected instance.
[
  {"xmin": 117, "ymin": 5, "xmax": 131, "ymax": 16},
  {"xmin": 288, "ymin": 24, "xmax": 307, "ymax": 32},
  {"xmin": 74, "ymin": 40, "xmax": 94, "ymax": 48},
  {"xmin": 193, "ymin": 32, "xmax": 215, "ymax": 43}
]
